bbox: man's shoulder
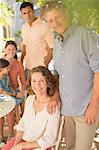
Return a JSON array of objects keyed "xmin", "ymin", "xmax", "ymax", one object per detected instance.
[
  {"xmin": 75, "ymin": 25, "xmax": 98, "ymax": 39},
  {"xmin": 38, "ymin": 18, "xmax": 52, "ymax": 30},
  {"xmin": 71, "ymin": 24, "xmax": 93, "ymax": 38},
  {"xmin": 73, "ymin": 24, "xmax": 89, "ymax": 33}
]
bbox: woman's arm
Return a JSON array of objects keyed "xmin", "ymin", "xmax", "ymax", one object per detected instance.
[
  {"xmin": 14, "ymin": 130, "xmax": 24, "ymax": 146},
  {"xmin": 19, "ymin": 62, "xmax": 26, "ymax": 90},
  {"xmin": 15, "ymin": 61, "xmax": 26, "ymax": 99},
  {"xmin": 11, "ymin": 109, "xmax": 60, "ymax": 150},
  {"xmin": 11, "ymin": 141, "xmax": 40, "ymax": 150},
  {"xmin": 0, "ymin": 88, "xmax": 3, "ymax": 94},
  {"xmin": 11, "ymin": 111, "xmax": 60, "ymax": 150},
  {"xmin": 37, "ymin": 108, "xmax": 60, "ymax": 149}
]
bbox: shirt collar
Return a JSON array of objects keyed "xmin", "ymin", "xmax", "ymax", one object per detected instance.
[
  {"xmin": 25, "ymin": 17, "xmax": 40, "ymax": 27},
  {"xmin": 64, "ymin": 24, "xmax": 77, "ymax": 37},
  {"xmin": 55, "ymin": 24, "xmax": 77, "ymax": 43}
]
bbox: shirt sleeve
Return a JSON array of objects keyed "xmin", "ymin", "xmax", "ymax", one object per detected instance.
[
  {"xmin": 19, "ymin": 62, "xmax": 26, "ymax": 88},
  {"xmin": 37, "ymin": 108, "xmax": 60, "ymax": 149},
  {"xmin": 16, "ymin": 115, "xmax": 24, "ymax": 131},
  {"xmin": 16, "ymin": 96, "xmax": 30, "ymax": 131},
  {"xmin": 43, "ymin": 23, "xmax": 54, "ymax": 49},
  {"xmin": 82, "ymin": 27, "xmax": 99, "ymax": 72}
]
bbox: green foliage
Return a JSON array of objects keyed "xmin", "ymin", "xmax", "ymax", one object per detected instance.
[
  {"xmin": 0, "ymin": 1, "xmax": 14, "ymax": 26},
  {"xmin": 35, "ymin": 0, "xmax": 46, "ymax": 7},
  {"xmin": 11, "ymin": 0, "xmax": 99, "ymax": 33},
  {"xmin": 16, "ymin": 0, "xmax": 32, "ymax": 2},
  {"xmin": 63, "ymin": 0, "xmax": 99, "ymax": 33},
  {"xmin": 36, "ymin": 0, "xmax": 99, "ymax": 33}
]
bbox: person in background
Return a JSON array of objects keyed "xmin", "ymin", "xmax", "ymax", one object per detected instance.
[
  {"xmin": 44, "ymin": 1, "xmax": 99, "ymax": 150},
  {"xmin": 2, "ymin": 66, "xmax": 60, "ymax": 150},
  {"xmin": 4, "ymin": 40, "xmax": 26, "ymax": 114},
  {"xmin": 0, "ymin": 59, "xmax": 15, "ymax": 145},
  {"xmin": 20, "ymin": 2, "xmax": 54, "ymax": 79}
]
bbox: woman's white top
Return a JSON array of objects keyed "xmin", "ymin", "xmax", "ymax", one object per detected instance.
[{"xmin": 16, "ymin": 95, "xmax": 60, "ymax": 149}]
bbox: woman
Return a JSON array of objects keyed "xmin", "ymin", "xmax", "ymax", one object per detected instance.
[
  {"xmin": 4, "ymin": 40, "xmax": 26, "ymax": 100},
  {"xmin": 2, "ymin": 66, "xmax": 60, "ymax": 150},
  {"xmin": 3, "ymin": 41, "xmax": 26, "ymax": 139}
]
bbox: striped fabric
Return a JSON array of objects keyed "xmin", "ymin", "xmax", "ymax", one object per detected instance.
[{"xmin": 53, "ymin": 24, "xmax": 99, "ymax": 116}]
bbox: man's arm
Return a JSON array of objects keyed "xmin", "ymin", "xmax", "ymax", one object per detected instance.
[
  {"xmin": 85, "ymin": 72, "xmax": 99, "ymax": 124},
  {"xmin": 47, "ymin": 88, "xmax": 61, "ymax": 114},
  {"xmin": 44, "ymin": 46, "xmax": 53, "ymax": 67},
  {"xmin": 20, "ymin": 43, "xmax": 26, "ymax": 63}
]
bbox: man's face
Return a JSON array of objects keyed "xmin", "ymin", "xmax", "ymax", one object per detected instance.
[
  {"xmin": 21, "ymin": 6, "xmax": 34, "ymax": 24},
  {"xmin": 45, "ymin": 8, "xmax": 69, "ymax": 35}
]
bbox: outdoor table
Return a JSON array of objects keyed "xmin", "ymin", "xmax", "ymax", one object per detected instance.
[{"xmin": 0, "ymin": 94, "xmax": 15, "ymax": 118}]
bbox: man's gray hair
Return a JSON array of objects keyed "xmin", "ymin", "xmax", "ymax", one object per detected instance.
[{"xmin": 40, "ymin": 1, "xmax": 68, "ymax": 20}]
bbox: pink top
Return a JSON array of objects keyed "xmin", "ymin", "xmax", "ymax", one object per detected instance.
[
  {"xmin": 22, "ymin": 18, "xmax": 54, "ymax": 69},
  {"xmin": 9, "ymin": 59, "xmax": 26, "ymax": 89}
]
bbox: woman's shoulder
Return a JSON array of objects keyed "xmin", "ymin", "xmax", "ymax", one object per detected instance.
[
  {"xmin": 25, "ymin": 94, "xmax": 36, "ymax": 105},
  {"xmin": 12, "ymin": 59, "xmax": 24, "ymax": 68},
  {"xmin": 12, "ymin": 59, "xmax": 20, "ymax": 64}
]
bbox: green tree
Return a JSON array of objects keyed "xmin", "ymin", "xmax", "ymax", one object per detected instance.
[
  {"xmin": 63, "ymin": 0, "xmax": 99, "ymax": 33},
  {"xmin": 15, "ymin": 0, "xmax": 99, "ymax": 33},
  {"xmin": 16, "ymin": 0, "xmax": 32, "ymax": 2},
  {"xmin": 0, "ymin": 1, "xmax": 14, "ymax": 38}
]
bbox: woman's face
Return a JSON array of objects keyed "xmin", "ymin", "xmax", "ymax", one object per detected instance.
[
  {"xmin": 31, "ymin": 72, "xmax": 47, "ymax": 96},
  {"xmin": 5, "ymin": 44, "xmax": 16, "ymax": 58}
]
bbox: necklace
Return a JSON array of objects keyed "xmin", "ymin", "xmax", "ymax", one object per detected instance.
[
  {"xmin": 35, "ymin": 95, "xmax": 50, "ymax": 103},
  {"xmin": 35, "ymin": 98, "xmax": 49, "ymax": 105},
  {"xmin": 33, "ymin": 96, "xmax": 50, "ymax": 114}
]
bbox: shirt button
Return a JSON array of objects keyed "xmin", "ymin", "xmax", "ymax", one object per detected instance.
[
  {"xmin": 61, "ymin": 51, "xmax": 64, "ymax": 54},
  {"xmin": 62, "ymin": 75, "xmax": 64, "ymax": 78},
  {"xmin": 62, "ymin": 62, "xmax": 64, "ymax": 65},
  {"xmin": 65, "ymin": 98, "xmax": 68, "ymax": 101},
  {"xmin": 63, "ymin": 87, "xmax": 66, "ymax": 90}
]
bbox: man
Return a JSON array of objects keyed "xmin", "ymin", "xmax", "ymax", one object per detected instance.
[
  {"xmin": 20, "ymin": 2, "xmax": 54, "ymax": 78},
  {"xmin": 44, "ymin": 2, "xmax": 99, "ymax": 150}
]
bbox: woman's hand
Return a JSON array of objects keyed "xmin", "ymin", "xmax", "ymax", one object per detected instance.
[
  {"xmin": 16, "ymin": 91, "xmax": 24, "ymax": 99},
  {"xmin": 11, "ymin": 143, "xmax": 23, "ymax": 150}
]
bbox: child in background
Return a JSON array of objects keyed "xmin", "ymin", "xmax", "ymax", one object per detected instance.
[
  {"xmin": 4, "ymin": 40, "xmax": 26, "ymax": 119},
  {"xmin": 4, "ymin": 40, "xmax": 26, "ymax": 105},
  {"xmin": 0, "ymin": 59, "xmax": 15, "ymax": 146},
  {"xmin": 2, "ymin": 66, "xmax": 60, "ymax": 150}
]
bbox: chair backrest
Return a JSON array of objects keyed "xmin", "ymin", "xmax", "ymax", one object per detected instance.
[{"xmin": 54, "ymin": 115, "xmax": 65, "ymax": 150}]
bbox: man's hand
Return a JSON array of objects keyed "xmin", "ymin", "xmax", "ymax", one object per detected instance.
[
  {"xmin": 85, "ymin": 103, "xmax": 99, "ymax": 124},
  {"xmin": 20, "ymin": 44, "xmax": 26, "ymax": 63},
  {"xmin": 85, "ymin": 73, "xmax": 99, "ymax": 124},
  {"xmin": 47, "ymin": 91, "xmax": 61, "ymax": 114}
]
